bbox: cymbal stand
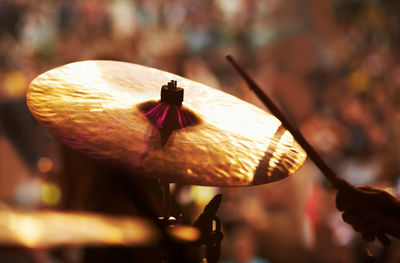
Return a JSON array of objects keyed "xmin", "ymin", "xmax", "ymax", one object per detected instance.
[
  {"xmin": 157, "ymin": 180, "xmax": 223, "ymax": 263},
  {"xmin": 205, "ymin": 216, "xmax": 223, "ymax": 263},
  {"xmin": 158, "ymin": 180, "xmax": 184, "ymax": 263},
  {"xmin": 159, "ymin": 180, "xmax": 171, "ymax": 221},
  {"xmin": 193, "ymin": 194, "xmax": 224, "ymax": 263}
]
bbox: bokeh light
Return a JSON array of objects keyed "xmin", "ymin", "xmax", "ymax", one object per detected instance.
[
  {"xmin": 37, "ymin": 157, "xmax": 53, "ymax": 173},
  {"xmin": 41, "ymin": 183, "xmax": 61, "ymax": 206}
]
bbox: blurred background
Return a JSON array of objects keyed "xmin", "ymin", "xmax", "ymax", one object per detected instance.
[{"xmin": 0, "ymin": 0, "xmax": 400, "ymax": 262}]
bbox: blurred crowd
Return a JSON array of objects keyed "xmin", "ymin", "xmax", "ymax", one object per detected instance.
[{"xmin": 0, "ymin": 0, "xmax": 400, "ymax": 262}]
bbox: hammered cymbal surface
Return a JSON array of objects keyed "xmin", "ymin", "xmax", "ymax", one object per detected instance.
[
  {"xmin": 27, "ymin": 60, "xmax": 306, "ymax": 186},
  {"xmin": 0, "ymin": 209, "xmax": 157, "ymax": 247}
]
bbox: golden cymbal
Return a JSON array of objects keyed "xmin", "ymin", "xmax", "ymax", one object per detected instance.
[
  {"xmin": 0, "ymin": 209, "xmax": 158, "ymax": 247},
  {"xmin": 26, "ymin": 61, "xmax": 306, "ymax": 186}
]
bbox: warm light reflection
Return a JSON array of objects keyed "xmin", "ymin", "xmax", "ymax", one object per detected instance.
[
  {"xmin": 0, "ymin": 210, "xmax": 158, "ymax": 247},
  {"xmin": 167, "ymin": 225, "xmax": 200, "ymax": 242},
  {"xmin": 268, "ymin": 131, "xmax": 306, "ymax": 175}
]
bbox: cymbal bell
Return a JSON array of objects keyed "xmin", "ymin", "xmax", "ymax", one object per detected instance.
[
  {"xmin": 27, "ymin": 61, "xmax": 306, "ymax": 186},
  {"xmin": 0, "ymin": 209, "xmax": 157, "ymax": 247}
]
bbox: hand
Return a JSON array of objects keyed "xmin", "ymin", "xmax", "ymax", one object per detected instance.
[{"xmin": 334, "ymin": 177, "xmax": 400, "ymax": 246}]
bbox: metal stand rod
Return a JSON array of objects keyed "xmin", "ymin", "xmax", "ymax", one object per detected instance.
[
  {"xmin": 226, "ymin": 55, "xmax": 342, "ymax": 190},
  {"xmin": 159, "ymin": 180, "xmax": 170, "ymax": 220}
]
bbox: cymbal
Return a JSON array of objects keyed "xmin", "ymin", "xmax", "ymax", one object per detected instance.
[
  {"xmin": 0, "ymin": 209, "xmax": 158, "ymax": 247},
  {"xmin": 26, "ymin": 60, "xmax": 306, "ymax": 186}
]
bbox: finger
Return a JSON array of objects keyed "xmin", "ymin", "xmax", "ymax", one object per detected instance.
[
  {"xmin": 341, "ymin": 210, "xmax": 370, "ymax": 232},
  {"xmin": 357, "ymin": 185, "xmax": 381, "ymax": 192},
  {"xmin": 336, "ymin": 187, "xmax": 366, "ymax": 211},
  {"xmin": 357, "ymin": 186, "xmax": 396, "ymax": 206},
  {"xmin": 336, "ymin": 193, "xmax": 349, "ymax": 211},
  {"xmin": 336, "ymin": 191, "xmax": 359, "ymax": 211},
  {"xmin": 357, "ymin": 186, "xmax": 387, "ymax": 201},
  {"xmin": 336, "ymin": 192, "xmax": 346, "ymax": 211},
  {"xmin": 368, "ymin": 205, "xmax": 400, "ymax": 236}
]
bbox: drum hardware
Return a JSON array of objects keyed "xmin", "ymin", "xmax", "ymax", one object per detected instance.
[
  {"xmin": 158, "ymin": 179, "xmax": 222, "ymax": 263},
  {"xmin": 192, "ymin": 194, "xmax": 223, "ymax": 263}
]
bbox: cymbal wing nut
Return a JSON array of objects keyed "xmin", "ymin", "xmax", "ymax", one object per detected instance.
[{"xmin": 161, "ymin": 80, "xmax": 184, "ymax": 106}]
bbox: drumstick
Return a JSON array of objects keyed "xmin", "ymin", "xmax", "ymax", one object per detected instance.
[{"xmin": 226, "ymin": 55, "xmax": 342, "ymax": 190}]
